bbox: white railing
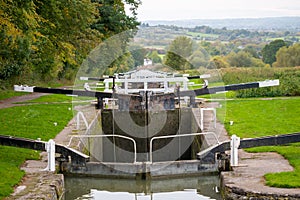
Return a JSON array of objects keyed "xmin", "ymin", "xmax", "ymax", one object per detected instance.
[
  {"xmin": 67, "ymin": 134, "xmax": 137, "ymax": 163},
  {"xmin": 76, "ymin": 111, "xmax": 89, "ymax": 130},
  {"xmin": 149, "ymin": 132, "xmax": 219, "ymax": 163}
]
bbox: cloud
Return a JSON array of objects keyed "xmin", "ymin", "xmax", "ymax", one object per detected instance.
[{"xmin": 137, "ymin": 0, "xmax": 300, "ymax": 20}]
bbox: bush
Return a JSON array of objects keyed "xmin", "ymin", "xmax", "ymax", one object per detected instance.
[{"xmin": 219, "ymin": 67, "xmax": 300, "ymax": 97}]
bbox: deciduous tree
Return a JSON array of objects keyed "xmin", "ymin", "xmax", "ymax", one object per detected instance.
[
  {"xmin": 164, "ymin": 36, "xmax": 193, "ymax": 71},
  {"xmin": 273, "ymin": 43, "xmax": 300, "ymax": 67},
  {"xmin": 261, "ymin": 39, "xmax": 287, "ymax": 66}
]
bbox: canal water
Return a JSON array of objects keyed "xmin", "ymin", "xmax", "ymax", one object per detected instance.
[{"xmin": 65, "ymin": 175, "xmax": 222, "ymax": 200}]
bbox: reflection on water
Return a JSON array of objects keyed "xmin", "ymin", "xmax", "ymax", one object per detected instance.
[{"xmin": 65, "ymin": 176, "xmax": 222, "ymax": 200}]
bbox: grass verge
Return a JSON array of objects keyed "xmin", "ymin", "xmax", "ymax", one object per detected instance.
[
  {"xmin": 218, "ymin": 97, "xmax": 300, "ymax": 188},
  {"xmin": 0, "ymin": 91, "xmax": 28, "ymax": 101},
  {"xmin": 0, "ymin": 95, "xmax": 74, "ymax": 199}
]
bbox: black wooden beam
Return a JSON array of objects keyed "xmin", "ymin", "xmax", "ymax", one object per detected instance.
[
  {"xmin": 0, "ymin": 135, "xmax": 89, "ymax": 165},
  {"xmin": 180, "ymin": 82, "xmax": 260, "ymax": 96},
  {"xmin": 198, "ymin": 132, "xmax": 300, "ymax": 163},
  {"xmin": 33, "ymin": 87, "xmax": 141, "ymax": 100}
]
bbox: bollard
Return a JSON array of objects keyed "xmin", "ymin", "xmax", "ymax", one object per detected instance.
[
  {"xmin": 230, "ymin": 134, "xmax": 240, "ymax": 167},
  {"xmin": 44, "ymin": 139, "xmax": 56, "ymax": 172}
]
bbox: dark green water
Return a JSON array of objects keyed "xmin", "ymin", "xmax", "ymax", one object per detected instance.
[{"xmin": 65, "ymin": 176, "xmax": 222, "ymax": 200}]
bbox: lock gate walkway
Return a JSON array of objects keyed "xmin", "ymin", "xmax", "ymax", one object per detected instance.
[{"xmin": 0, "ymin": 135, "xmax": 89, "ymax": 166}]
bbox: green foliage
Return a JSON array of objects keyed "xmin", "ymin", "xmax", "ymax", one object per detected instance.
[
  {"xmin": 164, "ymin": 36, "xmax": 193, "ymax": 71},
  {"xmin": 209, "ymin": 56, "xmax": 230, "ymax": 69},
  {"xmin": 199, "ymin": 41, "xmax": 231, "ymax": 56},
  {"xmin": 261, "ymin": 39, "xmax": 287, "ymax": 66},
  {"xmin": 189, "ymin": 47, "xmax": 210, "ymax": 68},
  {"xmin": 0, "ymin": 0, "xmax": 141, "ymax": 84},
  {"xmin": 92, "ymin": 0, "xmax": 140, "ymax": 37},
  {"xmin": 148, "ymin": 50, "xmax": 162, "ymax": 64},
  {"xmin": 130, "ymin": 45, "xmax": 147, "ymax": 67},
  {"xmin": 273, "ymin": 43, "xmax": 300, "ymax": 68},
  {"xmin": 220, "ymin": 67, "xmax": 300, "ymax": 97},
  {"xmin": 225, "ymin": 51, "xmax": 265, "ymax": 68}
]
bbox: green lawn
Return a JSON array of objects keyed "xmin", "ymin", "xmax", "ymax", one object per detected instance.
[
  {"xmin": 0, "ymin": 90, "xmax": 28, "ymax": 101},
  {"xmin": 19, "ymin": 94, "xmax": 73, "ymax": 104},
  {"xmin": 0, "ymin": 95, "xmax": 74, "ymax": 199},
  {"xmin": 218, "ymin": 97, "xmax": 300, "ymax": 188},
  {"xmin": 0, "ymin": 147, "xmax": 39, "ymax": 198}
]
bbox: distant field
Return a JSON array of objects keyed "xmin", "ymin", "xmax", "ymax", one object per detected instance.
[{"xmin": 187, "ymin": 32, "xmax": 219, "ymax": 39}]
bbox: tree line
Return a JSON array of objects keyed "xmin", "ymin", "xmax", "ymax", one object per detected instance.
[{"xmin": 158, "ymin": 36, "xmax": 300, "ymax": 70}]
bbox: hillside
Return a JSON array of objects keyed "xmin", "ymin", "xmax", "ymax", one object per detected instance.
[{"xmin": 142, "ymin": 17, "xmax": 300, "ymax": 31}]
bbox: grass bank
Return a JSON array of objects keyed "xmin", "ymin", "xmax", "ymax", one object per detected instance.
[
  {"xmin": 218, "ymin": 97, "xmax": 300, "ymax": 188},
  {"xmin": 0, "ymin": 95, "xmax": 73, "ymax": 199}
]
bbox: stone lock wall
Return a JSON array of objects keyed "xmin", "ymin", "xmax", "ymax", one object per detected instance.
[{"xmin": 98, "ymin": 108, "xmax": 201, "ymax": 163}]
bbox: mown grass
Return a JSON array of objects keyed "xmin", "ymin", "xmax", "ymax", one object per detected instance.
[
  {"xmin": 218, "ymin": 97, "xmax": 300, "ymax": 188},
  {"xmin": 0, "ymin": 146, "xmax": 39, "ymax": 198},
  {"xmin": 20, "ymin": 94, "xmax": 73, "ymax": 104},
  {"xmin": 0, "ymin": 104, "xmax": 73, "ymax": 140},
  {"xmin": 0, "ymin": 95, "xmax": 74, "ymax": 199},
  {"xmin": 0, "ymin": 91, "xmax": 28, "ymax": 101},
  {"xmin": 219, "ymin": 98, "xmax": 300, "ymax": 138}
]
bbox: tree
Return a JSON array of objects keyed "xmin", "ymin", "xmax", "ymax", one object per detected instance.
[
  {"xmin": 0, "ymin": 0, "xmax": 141, "ymax": 82},
  {"xmin": 261, "ymin": 39, "xmax": 287, "ymax": 66},
  {"xmin": 209, "ymin": 56, "xmax": 230, "ymax": 69},
  {"xmin": 226, "ymin": 51, "xmax": 252, "ymax": 67},
  {"xmin": 0, "ymin": 0, "xmax": 40, "ymax": 80},
  {"xmin": 244, "ymin": 44, "xmax": 260, "ymax": 58},
  {"xmin": 273, "ymin": 43, "xmax": 300, "ymax": 67},
  {"xmin": 225, "ymin": 51, "xmax": 265, "ymax": 68},
  {"xmin": 129, "ymin": 45, "xmax": 147, "ymax": 67},
  {"xmin": 189, "ymin": 48, "xmax": 210, "ymax": 68},
  {"xmin": 148, "ymin": 50, "xmax": 162, "ymax": 64},
  {"xmin": 164, "ymin": 36, "xmax": 193, "ymax": 71},
  {"xmin": 91, "ymin": 0, "xmax": 140, "ymax": 39}
]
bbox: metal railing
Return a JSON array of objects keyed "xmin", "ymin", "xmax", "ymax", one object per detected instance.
[
  {"xmin": 67, "ymin": 134, "xmax": 137, "ymax": 163},
  {"xmin": 149, "ymin": 132, "xmax": 219, "ymax": 163},
  {"xmin": 76, "ymin": 111, "xmax": 89, "ymax": 130}
]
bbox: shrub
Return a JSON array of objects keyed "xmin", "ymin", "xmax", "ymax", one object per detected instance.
[{"xmin": 219, "ymin": 67, "xmax": 300, "ymax": 97}]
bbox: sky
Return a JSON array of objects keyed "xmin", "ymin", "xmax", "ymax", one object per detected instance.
[{"xmin": 135, "ymin": 0, "xmax": 300, "ymax": 21}]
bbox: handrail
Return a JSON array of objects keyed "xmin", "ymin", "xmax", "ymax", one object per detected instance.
[
  {"xmin": 68, "ymin": 134, "xmax": 137, "ymax": 163},
  {"xmin": 149, "ymin": 132, "xmax": 219, "ymax": 163},
  {"xmin": 76, "ymin": 111, "xmax": 89, "ymax": 130}
]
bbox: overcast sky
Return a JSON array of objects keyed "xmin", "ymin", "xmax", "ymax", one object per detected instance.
[{"xmin": 136, "ymin": 0, "xmax": 300, "ymax": 21}]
